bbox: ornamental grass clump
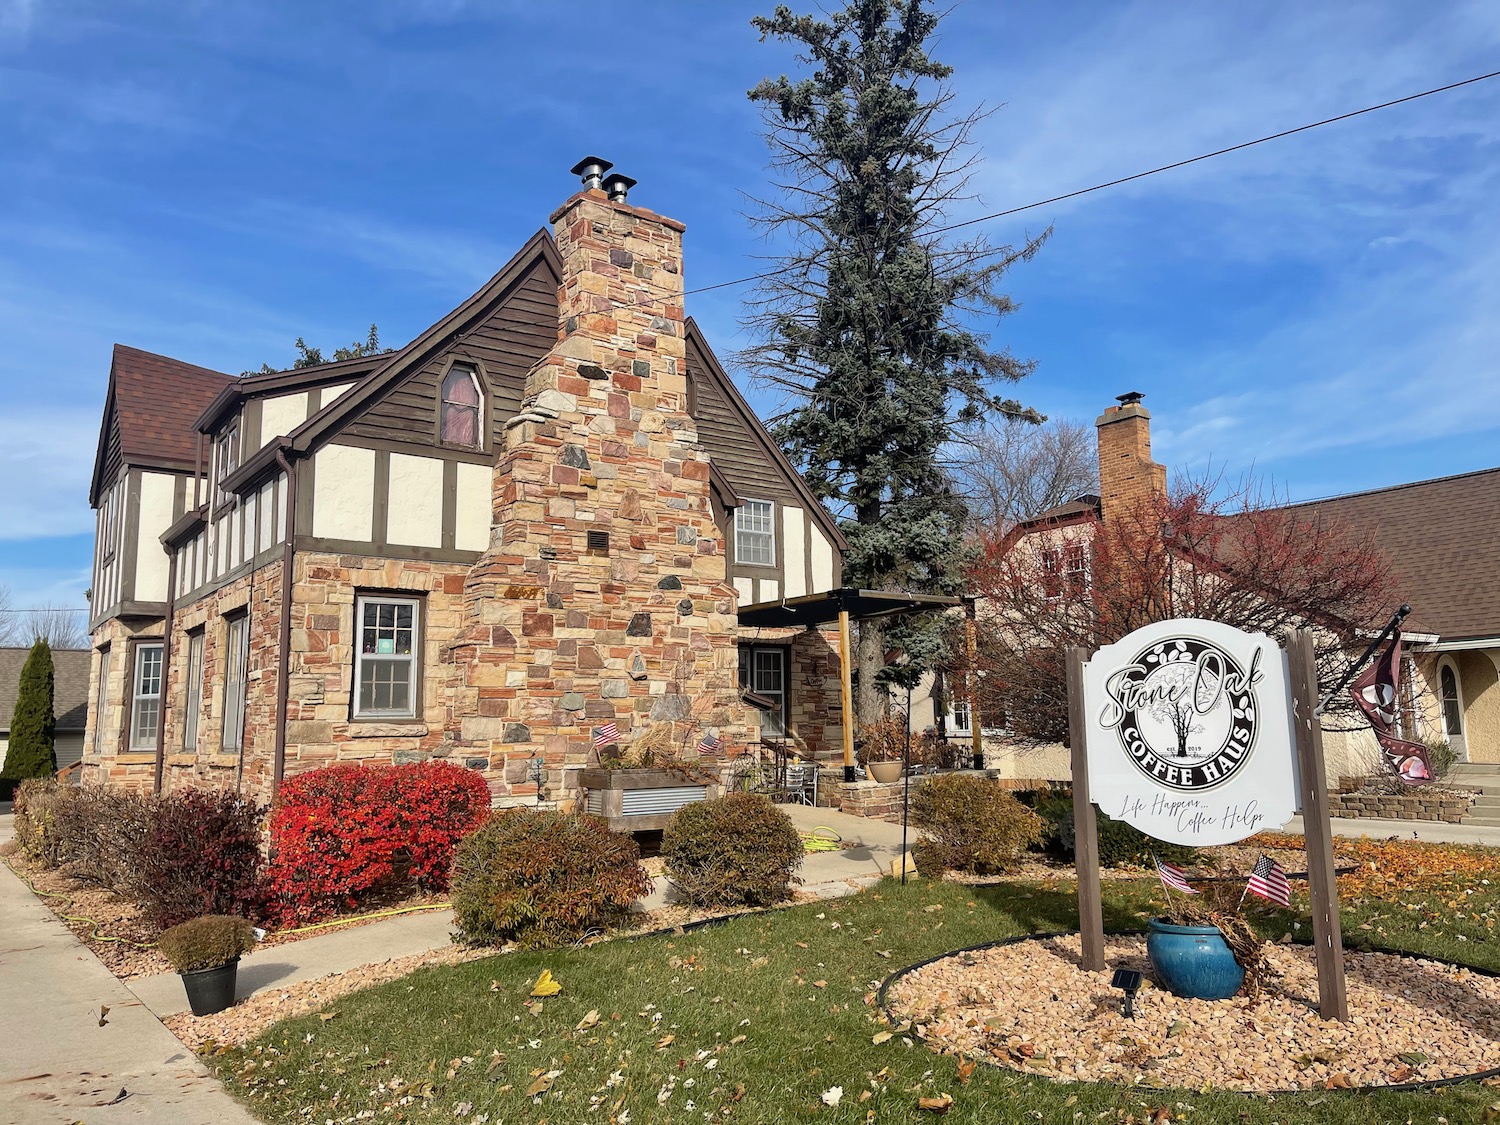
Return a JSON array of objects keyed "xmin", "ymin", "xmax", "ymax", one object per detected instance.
[
  {"xmin": 911, "ymin": 774, "xmax": 1043, "ymax": 876},
  {"xmin": 156, "ymin": 914, "xmax": 258, "ymax": 974},
  {"xmin": 661, "ymin": 792, "xmax": 803, "ymax": 908},
  {"xmin": 449, "ymin": 809, "xmax": 650, "ymax": 949}
]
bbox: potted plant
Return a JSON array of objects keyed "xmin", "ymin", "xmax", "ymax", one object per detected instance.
[
  {"xmin": 856, "ymin": 709, "xmax": 909, "ymax": 784},
  {"xmin": 1146, "ymin": 878, "xmax": 1270, "ymax": 1001},
  {"xmin": 156, "ymin": 914, "xmax": 258, "ymax": 1016}
]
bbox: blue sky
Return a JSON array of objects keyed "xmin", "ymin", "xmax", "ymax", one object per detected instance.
[{"xmin": 2, "ymin": 0, "xmax": 1498, "ymax": 617}]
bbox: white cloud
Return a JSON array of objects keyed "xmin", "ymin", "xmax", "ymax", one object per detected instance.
[{"xmin": 0, "ymin": 406, "xmax": 99, "ymax": 540}]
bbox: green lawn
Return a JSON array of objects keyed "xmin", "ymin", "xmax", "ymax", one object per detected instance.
[{"xmin": 213, "ymin": 874, "xmax": 1500, "ymax": 1124}]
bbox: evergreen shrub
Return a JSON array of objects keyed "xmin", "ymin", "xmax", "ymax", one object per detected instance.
[
  {"xmin": 450, "ymin": 809, "xmax": 650, "ymax": 949},
  {"xmin": 156, "ymin": 914, "xmax": 257, "ymax": 973},
  {"xmin": 661, "ymin": 792, "xmax": 803, "ymax": 908},
  {"xmin": 1031, "ymin": 790, "xmax": 1198, "ymax": 868},
  {"xmin": 910, "ymin": 774, "xmax": 1044, "ymax": 876},
  {"xmin": 2, "ymin": 640, "xmax": 57, "ymax": 789}
]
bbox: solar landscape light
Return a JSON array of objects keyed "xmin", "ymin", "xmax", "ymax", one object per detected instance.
[
  {"xmin": 1111, "ymin": 968, "xmax": 1144, "ymax": 1018},
  {"xmin": 528, "ymin": 755, "xmax": 547, "ymax": 804}
]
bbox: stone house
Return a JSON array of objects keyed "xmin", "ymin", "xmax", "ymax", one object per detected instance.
[
  {"xmin": 83, "ymin": 161, "xmax": 852, "ymax": 805},
  {"xmin": 925, "ymin": 393, "xmax": 1500, "ymax": 783}
]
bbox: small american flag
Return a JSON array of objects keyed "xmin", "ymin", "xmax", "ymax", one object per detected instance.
[
  {"xmin": 1153, "ymin": 854, "xmax": 1198, "ymax": 896},
  {"xmin": 1246, "ymin": 854, "xmax": 1291, "ymax": 907},
  {"xmin": 697, "ymin": 731, "xmax": 723, "ymax": 756},
  {"xmin": 593, "ymin": 722, "xmax": 620, "ymax": 748}
]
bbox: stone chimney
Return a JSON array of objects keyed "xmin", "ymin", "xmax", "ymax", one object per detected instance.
[
  {"xmin": 1095, "ymin": 391, "xmax": 1167, "ymax": 523},
  {"xmin": 442, "ymin": 162, "xmax": 748, "ymax": 802}
]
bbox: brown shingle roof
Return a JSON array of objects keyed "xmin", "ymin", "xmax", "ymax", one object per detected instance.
[
  {"xmin": 0, "ymin": 647, "xmax": 91, "ymax": 735},
  {"xmin": 1286, "ymin": 466, "xmax": 1500, "ymax": 642},
  {"xmin": 112, "ymin": 345, "xmax": 234, "ymax": 467}
]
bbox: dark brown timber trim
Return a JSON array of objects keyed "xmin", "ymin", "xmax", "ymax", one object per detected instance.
[{"xmin": 272, "ymin": 448, "xmax": 298, "ymax": 798}]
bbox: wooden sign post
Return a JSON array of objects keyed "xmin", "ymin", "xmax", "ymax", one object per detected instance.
[
  {"xmin": 1067, "ymin": 645, "xmax": 1106, "ymax": 972},
  {"xmin": 1288, "ymin": 627, "xmax": 1349, "ymax": 1021}
]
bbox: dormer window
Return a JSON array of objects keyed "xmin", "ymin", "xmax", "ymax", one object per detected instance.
[{"xmin": 441, "ymin": 365, "xmax": 482, "ymax": 448}]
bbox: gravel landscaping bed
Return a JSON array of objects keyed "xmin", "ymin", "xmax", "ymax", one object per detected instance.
[{"xmin": 886, "ymin": 933, "xmax": 1500, "ymax": 1092}]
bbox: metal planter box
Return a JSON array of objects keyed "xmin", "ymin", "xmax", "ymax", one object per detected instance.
[{"xmin": 578, "ymin": 768, "xmax": 719, "ymax": 831}]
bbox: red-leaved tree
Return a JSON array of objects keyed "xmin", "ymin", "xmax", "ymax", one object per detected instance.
[{"xmin": 963, "ymin": 478, "xmax": 1394, "ymax": 745}]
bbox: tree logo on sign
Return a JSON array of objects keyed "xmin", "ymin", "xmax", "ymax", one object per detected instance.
[{"xmin": 1097, "ymin": 637, "xmax": 1264, "ymax": 792}]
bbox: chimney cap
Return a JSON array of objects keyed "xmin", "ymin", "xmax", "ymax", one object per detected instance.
[
  {"xmin": 602, "ymin": 172, "xmax": 637, "ymax": 202},
  {"xmin": 1115, "ymin": 391, "xmax": 1146, "ymax": 406},
  {"xmin": 570, "ymin": 156, "xmax": 615, "ymax": 191}
]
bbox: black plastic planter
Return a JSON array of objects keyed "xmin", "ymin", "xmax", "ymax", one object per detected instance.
[{"xmin": 180, "ymin": 958, "xmax": 240, "ymax": 1016}]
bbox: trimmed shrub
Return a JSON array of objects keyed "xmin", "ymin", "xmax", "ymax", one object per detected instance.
[
  {"xmin": 137, "ymin": 788, "xmax": 267, "ymax": 928},
  {"xmin": 1, "ymin": 640, "xmax": 56, "ymax": 787},
  {"xmin": 156, "ymin": 914, "xmax": 257, "ymax": 973},
  {"xmin": 661, "ymin": 793, "xmax": 803, "ymax": 908},
  {"xmin": 450, "ymin": 809, "xmax": 650, "ymax": 949},
  {"xmin": 52, "ymin": 786, "xmax": 151, "ymax": 892},
  {"xmin": 267, "ymin": 761, "xmax": 491, "ymax": 923},
  {"xmin": 910, "ymin": 774, "xmax": 1044, "ymax": 876}
]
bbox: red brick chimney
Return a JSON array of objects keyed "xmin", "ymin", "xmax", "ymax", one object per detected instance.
[
  {"xmin": 442, "ymin": 159, "xmax": 748, "ymax": 803},
  {"xmin": 1096, "ymin": 391, "xmax": 1167, "ymax": 523}
]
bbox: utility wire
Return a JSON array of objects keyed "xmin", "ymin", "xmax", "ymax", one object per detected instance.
[{"xmin": 621, "ymin": 67, "xmax": 1500, "ymax": 307}]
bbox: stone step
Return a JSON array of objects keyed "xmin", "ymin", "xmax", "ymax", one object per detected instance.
[{"xmin": 1462, "ymin": 816, "xmax": 1500, "ymax": 828}]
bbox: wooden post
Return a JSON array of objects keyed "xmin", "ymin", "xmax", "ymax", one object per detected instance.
[
  {"xmin": 964, "ymin": 599, "xmax": 984, "ymax": 770},
  {"xmin": 1067, "ymin": 645, "xmax": 1105, "ymax": 972},
  {"xmin": 838, "ymin": 607, "xmax": 856, "ymax": 782},
  {"xmin": 1288, "ymin": 628, "xmax": 1349, "ymax": 1021}
]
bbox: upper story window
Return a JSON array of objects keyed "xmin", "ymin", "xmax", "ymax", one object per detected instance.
[
  {"xmin": 440, "ymin": 366, "xmax": 482, "ymax": 448},
  {"xmin": 214, "ymin": 422, "xmax": 241, "ymax": 509},
  {"xmin": 355, "ymin": 594, "xmax": 420, "ymax": 719},
  {"xmin": 183, "ymin": 629, "xmax": 205, "ymax": 751},
  {"xmin": 734, "ymin": 499, "xmax": 776, "ymax": 567},
  {"xmin": 1041, "ymin": 543, "xmax": 1088, "ymax": 600}
]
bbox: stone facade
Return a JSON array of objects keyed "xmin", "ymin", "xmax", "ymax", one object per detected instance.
[
  {"xmin": 440, "ymin": 189, "xmax": 753, "ymax": 800},
  {"xmin": 1326, "ymin": 789, "xmax": 1474, "ymax": 824},
  {"xmin": 81, "ymin": 616, "xmax": 165, "ymax": 789}
]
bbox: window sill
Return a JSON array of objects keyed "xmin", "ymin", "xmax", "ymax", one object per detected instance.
[
  {"xmin": 115, "ymin": 752, "xmax": 157, "ymax": 764},
  {"xmin": 344, "ymin": 721, "xmax": 428, "ymax": 738}
]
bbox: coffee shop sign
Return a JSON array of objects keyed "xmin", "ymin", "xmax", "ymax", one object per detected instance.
[{"xmin": 1082, "ymin": 618, "xmax": 1300, "ymax": 846}]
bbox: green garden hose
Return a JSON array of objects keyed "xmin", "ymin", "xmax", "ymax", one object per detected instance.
[{"xmin": 801, "ymin": 827, "xmax": 843, "ymax": 853}]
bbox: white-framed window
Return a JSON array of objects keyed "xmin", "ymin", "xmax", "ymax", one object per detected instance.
[
  {"xmin": 734, "ymin": 499, "xmax": 776, "ymax": 567},
  {"xmin": 948, "ymin": 699, "xmax": 973, "ymax": 737},
  {"xmin": 1438, "ymin": 657, "xmax": 1465, "ymax": 742},
  {"xmin": 355, "ymin": 595, "xmax": 420, "ymax": 719},
  {"xmin": 93, "ymin": 645, "xmax": 111, "ymax": 752},
  {"xmin": 440, "ymin": 365, "xmax": 483, "ymax": 448},
  {"xmin": 738, "ymin": 644, "xmax": 787, "ymax": 738},
  {"xmin": 183, "ymin": 629, "xmax": 205, "ymax": 750},
  {"xmin": 129, "ymin": 643, "xmax": 164, "ymax": 750},
  {"xmin": 214, "ymin": 422, "xmax": 240, "ymax": 510},
  {"xmin": 1041, "ymin": 543, "xmax": 1087, "ymax": 600},
  {"xmin": 222, "ymin": 613, "xmax": 250, "ymax": 752}
]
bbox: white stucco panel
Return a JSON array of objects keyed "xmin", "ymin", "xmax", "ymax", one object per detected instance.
[
  {"xmin": 809, "ymin": 523, "xmax": 837, "ymax": 593},
  {"xmin": 259, "ymin": 392, "xmax": 310, "ymax": 446},
  {"xmin": 455, "ymin": 462, "xmax": 493, "ymax": 552},
  {"xmin": 388, "ymin": 453, "xmax": 444, "ymax": 548},
  {"xmin": 781, "ymin": 505, "xmax": 807, "ymax": 598},
  {"xmin": 733, "ymin": 576, "xmax": 753, "ymax": 603},
  {"xmin": 312, "ymin": 444, "xmax": 375, "ymax": 541},
  {"xmin": 321, "ymin": 382, "xmax": 355, "ymax": 404},
  {"xmin": 133, "ymin": 471, "xmax": 177, "ymax": 601}
]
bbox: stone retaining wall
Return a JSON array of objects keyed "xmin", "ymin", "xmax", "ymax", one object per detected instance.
[{"xmin": 1327, "ymin": 790, "xmax": 1474, "ymax": 824}]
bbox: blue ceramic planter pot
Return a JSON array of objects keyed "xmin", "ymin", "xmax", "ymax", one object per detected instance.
[{"xmin": 1146, "ymin": 918, "xmax": 1244, "ymax": 1000}]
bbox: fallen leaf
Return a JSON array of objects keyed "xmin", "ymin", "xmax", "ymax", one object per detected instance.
[
  {"xmin": 525, "ymin": 1074, "xmax": 553, "ymax": 1097},
  {"xmin": 955, "ymin": 1058, "xmax": 975, "ymax": 1085},
  {"xmin": 318, "ymin": 1012, "xmax": 339, "ymax": 1022},
  {"xmin": 918, "ymin": 1092, "xmax": 953, "ymax": 1113},
  {"xmin": 821, "ymin": 1086, "xmax": 844, "ymax": 1107},
  {"xmin": 98, "ymin": 1006, "xmax": 110, "ymax": 1027},
  {"xmin": 872, "ymin": 1031, "xmax": 894, "ymax": 1045},
  {"xmin": 530, "ymin": 970, "xmax": 562, "ymax": 997},
  {"xmin": 656, "ymin": 1034, "xmax": 676, "ymax": 1050},
  {"xmin": 812, "ymin": 980, "xmax": 827, "ymax": 989},
  {"xmin": 576, "ymin": 1009, "xmax": 601, "ymax": 1031}
]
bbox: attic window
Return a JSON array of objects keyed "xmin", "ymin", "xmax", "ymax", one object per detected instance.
[
  {"xmin": 214, "ymin": 423, "xmax": 240, "ymax": 509},
  {"xmin": 441, "ymin": 366, "xmax": 482, "ymax": 448}
]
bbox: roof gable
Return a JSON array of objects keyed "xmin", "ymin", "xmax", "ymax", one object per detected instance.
[{"xmin": 90, "ymin": 345, "xmax": 234, "ymax": 505}]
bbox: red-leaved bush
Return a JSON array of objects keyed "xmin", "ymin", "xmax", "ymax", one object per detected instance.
[
  {"xmin": 137, "ymin": 788, "xmax": 267, "ymax": 928},
  {"xmin": 266, "ymin": 760, "xmax": 491, "ymax": 923}
]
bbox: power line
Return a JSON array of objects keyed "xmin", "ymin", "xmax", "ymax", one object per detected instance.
[
  {"xmin": 0, "ymin": 608, "xmax": 89, "ymax": 614},
  {"xmin": 624, "ymin": 67, "xmax": 1500, "ymax": 308}
]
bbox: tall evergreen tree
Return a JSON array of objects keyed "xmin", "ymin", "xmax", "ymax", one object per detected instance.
[
  {"xmin": 745, "ymin": 0, "xmax": 1046, "ymax": 720},
  {"xmin": 3, "ymin": 639, "xmax": 57, "ymax": 784}
]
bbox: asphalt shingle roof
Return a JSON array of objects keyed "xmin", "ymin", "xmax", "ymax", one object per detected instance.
[{"xmin": 0, "ymin": 647, "xmax": 91, "ymax": 735}]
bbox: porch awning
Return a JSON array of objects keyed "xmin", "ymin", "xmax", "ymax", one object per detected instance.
[{"xmin": 737, "ymin": 587, "xmax": 962, "ymax": 629}]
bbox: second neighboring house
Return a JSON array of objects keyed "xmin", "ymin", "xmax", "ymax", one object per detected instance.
[
  {"xmin": 937, "ymin": 394, "xmax": 1500, "ymax": 783},
  {"xmin": 0, "ymin": 646, "xmax": 91, "ymax": 774},
  {"xmin": 84, "ymin": 163, "xmax": 850, "ymax": 804}
]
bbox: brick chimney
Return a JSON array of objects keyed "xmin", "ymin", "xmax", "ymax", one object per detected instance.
[
  {"xmin": 1096, "ymin": 391, "xmax": 1167, "ymax": 523},
  {"xmin": 442, "ymin": 161, "xmax": 748, "ymax": 803}
]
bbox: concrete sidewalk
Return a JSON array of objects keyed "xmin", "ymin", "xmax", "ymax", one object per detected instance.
[
  {"xmin": 1283, "ymin": 813, "xmax": 1500, "ymax": 846},
  {"xmin": 0, "ymin": 829, "xmax": 261, "ymax": 1125}
]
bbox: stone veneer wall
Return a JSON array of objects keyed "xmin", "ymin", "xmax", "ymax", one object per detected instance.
[
  {"xmin": 440, "ymin": 188, "xmax": 752, "ymax": 802},
  {"xmin": 1327, "ymin": 790, "xmax": 1474, "ymax": 824},
  {"xmin": 81, "ymin": 616, "xmax": 165, "ymax": 790}
]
